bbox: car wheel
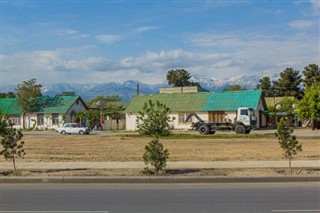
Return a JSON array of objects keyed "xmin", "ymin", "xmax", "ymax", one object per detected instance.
[
  {"xmin": 61, "ymin": 130, "xmax": 66, "ymax": 135},
  {"xmin": 79, "ymin": 130, "xmax": 84, "ymax": 135}
]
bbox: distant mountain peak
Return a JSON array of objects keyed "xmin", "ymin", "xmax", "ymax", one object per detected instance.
[{"xmin": 1, "ymin": 74, "xmax": 262, "ymax": 101}]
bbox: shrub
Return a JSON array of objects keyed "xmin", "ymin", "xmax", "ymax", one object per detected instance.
[{"xmin": 143, "ymin": 137, "xmax": 169, "ymax": 175}]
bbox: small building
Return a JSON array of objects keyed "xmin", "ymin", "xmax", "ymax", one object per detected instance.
[
  {"xmin": 264, "ymin": 96, "xmax": 297, "ymax": 127},
  {"xmin": 125, "ymin": 90, "xmax": 267, "ymax": 131},
  {"xmin": 160, "ymin": 86, "xmax": 208, "ymax": 94},
  {"xmin": 89, "ymin": 101, "xmax": 129, "ymax": 130},
  {"xmin": 0, "ymin": 96, "xmax": 88, "ymax": 129}
]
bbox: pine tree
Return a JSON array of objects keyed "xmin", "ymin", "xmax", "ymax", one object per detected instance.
[
  {"xmin": 136, "ymin": 100, "xmax": 172, "ymax": 136},
  {"xmin": 256, "ymin": 76, "xmax": 274, "ymax": 97},
  {"xmin": 302, "ymin": 64, "xmax": 320, "ymax": 88},
  {"xmin": 166, "ymin": 69, "xmax": 199, "ymax": 87},
  {"xmin": 273, "ymin": 68, "xmax": 302, "ymax": 99},
  {"xmin": 143, "ymin": 137, "xmax": 169, "ymax": 175},
  {"xmin": 275, "ymin": 119, "xmax": 302, "ymax": 174}
]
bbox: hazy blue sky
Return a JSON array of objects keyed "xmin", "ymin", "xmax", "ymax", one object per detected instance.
[{"xmin": 1, "ymin": 0, "xmax": 319, "ymax": 87}]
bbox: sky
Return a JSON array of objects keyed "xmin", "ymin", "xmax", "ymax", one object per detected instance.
[{"xmin": 0, "ymin": 0, "xmax": 319, "ymax": 88}]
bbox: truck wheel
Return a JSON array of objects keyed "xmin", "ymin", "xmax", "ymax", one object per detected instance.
[
  {"xmin": 235, "ymin": 125, "xmax": 245, "ymax": 134},
  {"xmin": 79, "ymin": 130, "xmax": 84, "ymax": 135},
  {"xmin": 199, "ymin": 125, "xmax": 210, "ymax": 135},
  {"xmin": 61, "ymin": 130, "xmax": 66, "ymax": 135}
]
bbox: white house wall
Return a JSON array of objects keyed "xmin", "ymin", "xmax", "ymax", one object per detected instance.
[{"xmin": 126, "ymin": 111, "xmax": 208, "ymax": 131}]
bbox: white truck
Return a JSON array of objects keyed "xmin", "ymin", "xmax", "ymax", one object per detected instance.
[
  {"xmin": 57, "ymin": 123, "xmax": 91, "ymax": 135},
  {"xmin": 186, "ymin": 107, "xmax": 257, "ymax": 134}
]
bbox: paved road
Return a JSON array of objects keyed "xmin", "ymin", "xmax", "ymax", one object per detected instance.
[{"xmin": 1, "ymin": 183, "xmax": 319, "ymax": 213}]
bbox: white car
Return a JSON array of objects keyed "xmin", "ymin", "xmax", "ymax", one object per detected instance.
[{"xmin": 57, "ymin": 123, "xmax": 90, "ymax": 135}]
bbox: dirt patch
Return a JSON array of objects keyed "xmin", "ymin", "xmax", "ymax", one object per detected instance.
[
  {"xmin": 4, "ymin": 134, "xmax": 319, "ymax": 162},
  {"xmin": 1, "ymin": 134, "xmax": 319, "ymax": 177}
]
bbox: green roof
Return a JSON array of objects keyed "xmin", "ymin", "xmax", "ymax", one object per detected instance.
[
  {"xmin": 125, "ymin": 90, "xmax": 263, "ymax": 113},
  {"xmin": 0, "ymin": 98, "xmax": 22, "ymax": 115},
  {"xmin": 0, "ymin": 96, "xmax": 85, "ymax": 115}
]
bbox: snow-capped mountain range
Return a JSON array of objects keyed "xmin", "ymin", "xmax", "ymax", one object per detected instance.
[{"xmin": 2, "ymin": 74, "xmax": 268, "ymax": 101}]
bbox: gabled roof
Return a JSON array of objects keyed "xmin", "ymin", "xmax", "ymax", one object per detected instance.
[
  {"xmin": 125, "ymin": 90, "xmax": 263, "ymax": 113},
  {"xmin": 0, "ymin": 98, "xmax": 22, "ymax": 115},
  {"xmin": 0, "ymin": 96, "xmax": 86, "ymax": 115}
]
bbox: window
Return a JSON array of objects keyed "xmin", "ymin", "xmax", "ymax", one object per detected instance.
[
  {"xmin": 240, "ymin": 109, "xmax": 248, "ymax": 116},
  {"xmin": 178, "ymin": 113, "xmax": 193, "ymax": 124},
  {"xmin": 178, "ymin": 114, "xmax": 185, "ymax": 124},
  {"xmin": 208, "ymin": 112, "xmax": 224, "ymax": 123},
  {"xmin": 37, "ymin": 114, "xmax": 44, "ymax": 125},
  {"xmin": 52, "ymin": 114, "xmax": 59, "ymax": 125},
  {"xmin": 9, "ymin": 116, "xmax": 21, "ymax": 125}
]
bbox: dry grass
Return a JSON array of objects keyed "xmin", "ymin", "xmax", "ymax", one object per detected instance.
[{"xmin": 3, "ymin": 134, "xmax": 319, "ymax": 162}]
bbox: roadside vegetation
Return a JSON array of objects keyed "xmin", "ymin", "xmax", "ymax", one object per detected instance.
[
  {"xmin": 0, "ymin": 112, "xmax": 25, "ymax": 176},
  {"xmin": 275, "ymin": 118, "xmax": 302, "ymax": 175}
]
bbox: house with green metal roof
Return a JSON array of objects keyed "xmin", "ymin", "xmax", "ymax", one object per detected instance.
[
  {"xmin": 125, "ymin": 90, "xmax": 267, "ymax": 130},
  {"xmin": 0, "ymin": 96, "xmax": 88, "ymax": 129}
]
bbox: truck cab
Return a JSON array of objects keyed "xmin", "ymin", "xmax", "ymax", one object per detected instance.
[{"xmin": 237, "ymin": 107, "xmax": 257, "ymax": 127}]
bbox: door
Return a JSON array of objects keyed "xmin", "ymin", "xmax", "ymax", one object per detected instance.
[{"xmin": 208, "ymin": 112, "xmax": 225, "ymax": 123}]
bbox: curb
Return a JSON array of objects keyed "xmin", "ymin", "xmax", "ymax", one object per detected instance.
[{"xmin": 1, "ymin": 176, "xmax": 319, "ymax": 184}]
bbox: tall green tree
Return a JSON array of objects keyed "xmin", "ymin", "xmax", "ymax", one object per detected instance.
[
  {"xmin": 256, "ymin": 76, "xmax": 274, "ymax": 97},
  {"xmin": 302, "ymin": 64, "xmax": 320, "ymax": 88},
  {"xmin": 273, "ymin": 68, "xmax": 302, "ymax": 98},
  {"xmin": 166, "ymin": 69, "xmax": 199, "ymax": 87},
  {"xmin": 86, "ymin": 109, "xmax": 100, "ymax": 128},
  {"xmin": 223, "ymin": 84, "xmax": 247, "ymax": 91},
  {"xmin": 15, "ymin": 78, "xmax": 42, "ymax": 129},
  {"xmin": 297, "ymin": 83, "xmax": 320, "ymax": 130},
  {"xmin": 58, "ymin": 91, "xmax": 76, "ymax": 96},
  {"xmin": 0, "ymin": 92, "xmax": 16, "ymax": 98},
  {"xmin": 275, "ymin": 118, "xmax": 302, "ymax": 175}
]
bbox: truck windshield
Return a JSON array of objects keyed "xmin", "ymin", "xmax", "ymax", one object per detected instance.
[{"xmin": 248, "ymin": 108, "xmax": 255, "ymax": 116}]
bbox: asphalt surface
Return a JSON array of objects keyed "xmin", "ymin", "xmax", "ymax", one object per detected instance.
[{"xmin": 1, "ymin": 183, "xmax": 319, "ymax": 213}]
